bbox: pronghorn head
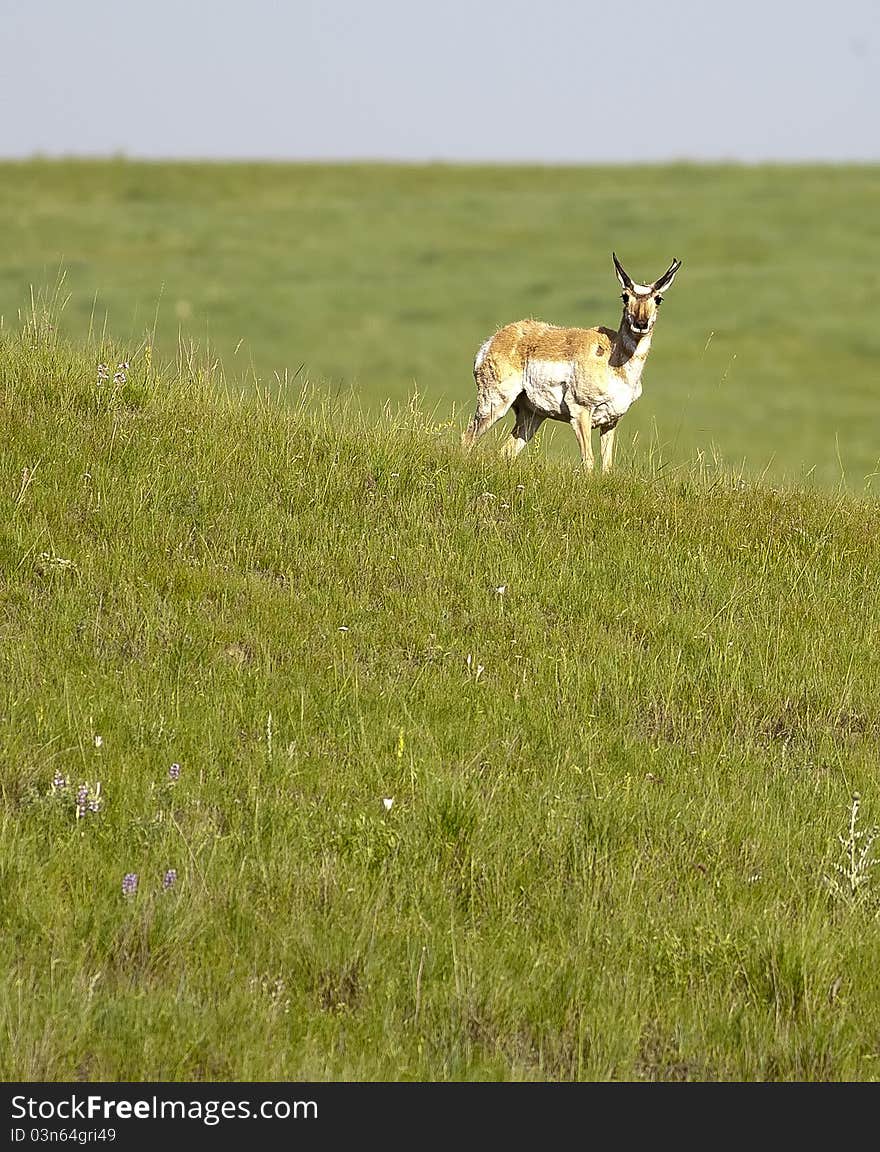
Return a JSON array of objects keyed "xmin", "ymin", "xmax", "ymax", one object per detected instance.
[{"xmin": 613, "ymin": 253, "xmax": 682, "ymax": 339}]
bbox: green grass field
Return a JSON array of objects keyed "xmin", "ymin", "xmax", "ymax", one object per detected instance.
[
  {"xmin": 3, "ymin": 296, "xmax": 880, "ymax": 1081},
  {"xmin": 3, "ymin": 162, "xmax": 880, "ymax": 1081},
  {"xmin": 1, "ymin": 160, "xmax": 879, "ymax": 485}
]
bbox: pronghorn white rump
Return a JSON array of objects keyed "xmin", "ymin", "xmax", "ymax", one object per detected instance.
[{"xmin": 462, "ymin": 253, "xmax": 682, "ymax": 470}]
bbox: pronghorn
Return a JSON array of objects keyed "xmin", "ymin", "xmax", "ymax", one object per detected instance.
[{"xmin": 462, "ymin": 253, "xmax": 682, "ymax": 470}]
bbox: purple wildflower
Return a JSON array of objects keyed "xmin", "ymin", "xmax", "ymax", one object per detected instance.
[
  {"xmin": 162, "ymin": 868, "xmax": 177, "ymax": 890},
  {"xmin": 75, "ymin": 781, "xmax": 102, "ymax": 818},
  {"xmin": 51, "ymin": 770, "xmax": 68, "ymax": 794},
  {"xmin": 168, "ymin": 762, "xmax": 181, "ymax": 782},
  {"xmin": 122, "ymin": 873, "xmax": 138, "ymax": 897},
  {"xmin": 75, "ymin": 784, "xmax": 89, "ymax": 819},
  {"xmin": 113, "ymin": 361, "xmax": 129, "ymax": 385},
  {"xmin": 97, "ymin": 363, "xmax": 110, "ymax": 383}
]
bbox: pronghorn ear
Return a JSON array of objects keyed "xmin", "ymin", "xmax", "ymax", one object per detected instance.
[
  {"xmin": 652, "ymin": 258, "xmax": 682, "ymax": 294},
  {"xmin": 612, "ymin": 252, "xmax": 634, "ymax": 292}
]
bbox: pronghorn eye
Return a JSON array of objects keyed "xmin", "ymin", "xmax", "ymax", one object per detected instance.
[
  {"xmin": 654, "ymin": 295, "xmax": 663, "ymax": 304},
  {"xmin": 621, "ymin": 293, "xmax": 628, "ymax": 302}
]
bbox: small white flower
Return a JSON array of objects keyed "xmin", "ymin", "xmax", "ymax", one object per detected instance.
[
  {"xmin": 495, "ymin": 585, "xmax": 507, "ymax": 595},
  {"xmin": 94, "ymin": 735, "xmax": 103, "ymax": 748},
  {"xmin": 383, "ymin": 797, "xmax": 394, "ymax": 811},
  {"xmin": 338, "ymin": 626, "xmax": 349, "ymax": 632}
]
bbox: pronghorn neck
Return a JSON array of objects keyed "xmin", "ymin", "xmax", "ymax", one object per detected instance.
[{"xmin": 611, "ymin": 312, "xmax": 654, "ymax": 380}]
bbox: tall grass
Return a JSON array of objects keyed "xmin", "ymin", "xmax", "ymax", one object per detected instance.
[{"xmin": 2, "ymin": 299, "xmax": 880, "ymax": 1080}]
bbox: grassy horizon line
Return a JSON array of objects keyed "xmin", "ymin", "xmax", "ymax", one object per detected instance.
[
  {"xmin": 2, "ymin": 160, "xmax": 879, "ymax": 490},
  {"xmin": 4, "ymin": 155, "xmax": 880, "ymax": 170}
]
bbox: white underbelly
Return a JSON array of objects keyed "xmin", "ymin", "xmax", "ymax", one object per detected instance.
[
  {"xmin": 592, "ymin": 379, "xmax": 641, "ymax": 428},
  {"xmin": 523, "ymin": 359, "xmax": 573, "ymax": 416},
  {"xmin": 522, "ymin": 359, "xmax": 642, "ymax": 426}
]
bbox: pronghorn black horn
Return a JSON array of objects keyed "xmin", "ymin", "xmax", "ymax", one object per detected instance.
[
  {"xmin": 653, "ymin": 258, "xmax": 682, "ymax": 292},
  {"xmin": 612, "ymin": 252, "xmax": 634, "ymax": 290}
]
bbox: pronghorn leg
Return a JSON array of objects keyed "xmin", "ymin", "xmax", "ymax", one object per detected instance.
[
  {"xmin": 600, "ymin": 425, "xmax": 616, "ymax": 472},
  {"xmin": 502, "ymin": 401, "xmax": 545, "ymax": 460},
  {"xmin": 570, "ymin": 407, "xmax": 595, "ymax": 471},
  {"xmin": 462, "ymin": 378, "xmax": 520, "ymax": 451}
]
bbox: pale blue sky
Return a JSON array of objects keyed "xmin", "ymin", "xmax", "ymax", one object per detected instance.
[{"xmin": 2, "ymin": 0, "xmax": 877, "ymax": 161}]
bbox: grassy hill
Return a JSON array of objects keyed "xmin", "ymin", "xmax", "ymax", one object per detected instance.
[
  {"xmin": 3, "ymin": 307, "xmax": 880, "ymax": 1080},
  {"xmin": 2, "ymin": 161, "xmax": 880, "ymax": 485}
]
